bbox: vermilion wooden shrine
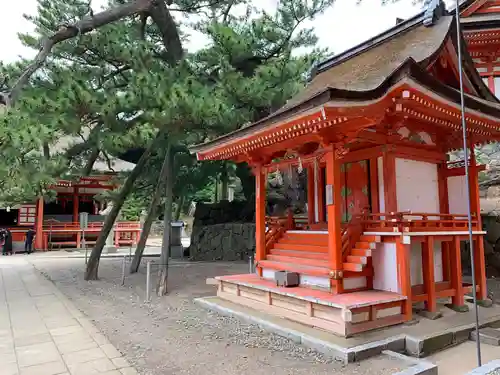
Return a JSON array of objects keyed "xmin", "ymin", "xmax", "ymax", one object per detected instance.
[
  {"xmin": 5, "ymin": 175, "xmax": 140, "ymax": 252},
  {"xmin": 190, "ymin": 1, "xmax": 500, "ymax": 337}
]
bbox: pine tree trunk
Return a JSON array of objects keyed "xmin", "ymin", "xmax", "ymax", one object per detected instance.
[
  {"xmin": 156, "ymin": 142, "xmax": 173, "ymax": 296},
  {"xmin": 84, "ymin": 132, "xmax": 162, "ymax": 280},
  {"xmin": 174, "ymin": 194, "xmax": 184, "ymax": 221},
  {"xmin": 129, "ymin": 149, "xmax": 170, "ymax": 273}
]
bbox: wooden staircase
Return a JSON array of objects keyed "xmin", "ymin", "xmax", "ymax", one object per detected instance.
[{"xmin": 260, "ymin": 230, "xmax": 380, "ymax": 289}]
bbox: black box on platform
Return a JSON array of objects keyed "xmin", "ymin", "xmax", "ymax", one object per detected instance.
[{"xmin": 275, "ymin": 271, "xmax": 299, "ymax": 287}]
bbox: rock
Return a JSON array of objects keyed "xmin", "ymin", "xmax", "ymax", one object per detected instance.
[
  {"xmin": 485, "ymin": 240, "xmax": 495, "ymax": 256},
  {"xmin": 488, "ymin": 253, "xmax": 500, "ymax": 270},
  {"xmin": 484, "ymin": 216, "xmax": 500, "ymax": 244},
  {"xmin": 487, "ymin": 186, "xmax": 500, "ymax": 199}
]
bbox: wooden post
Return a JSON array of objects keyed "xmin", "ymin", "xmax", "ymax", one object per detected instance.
[
  {"xmin": 475, "ymin": 236, "xmax": 488, "ymax": 301},
  {"xmin": 318, "ymin": 165, "xmax": 326, "ymax": 223},
  {"xmin": 73, "ymin": 187, "xmax": 79, "ymax": 223},
  {"xmin": 396, "ymin": 238, "xmax": 412, "ymax": 320},
  {"xmin": 255, "ymin": 165, "xmax": 266, "ymax": 275},
  {"xmin": 468, "ymin": 144, "xmax": 487, "ymax": 301},
  {"xmin": 468, "ymin": 144, "xmax": 480, "ymax": 220},
  {"xmin": 369, "ymin": 158, "xmax": 379, "ymax": 213},
  {"xmin": 450, "ymin": 235, "xmax": 465, "ymax": 308},
  {"xmin": 325, "ymin": 147, "xmax": 343, "ymax": 293},
  {"xmin": 307, "ymin": 165, "xmax": 315, "ymax": 224},
  {"xmin": 34, "ymin": 197, "xmax": 44, "ymax": 251},
  {"xmin": 382, "ymin": 150, "xmax": 397, "ymax": 213},
  {"xmin": 422, "ymin": 236, "xmax": 437, "ymax": 312}
]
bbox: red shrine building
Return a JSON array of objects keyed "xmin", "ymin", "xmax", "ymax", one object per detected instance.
[
  {"xmin": 190, "ymin": 0, "xmax": 500, "ymax": 337},
  {"xmin": 2, "ymin": 158, "xmax": 140, "ymax": 252}
]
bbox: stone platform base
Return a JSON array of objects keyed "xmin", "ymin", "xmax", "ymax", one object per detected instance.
[{"xmin": 216, "ymin": 274, "xmax": 407, "ymax": 337}]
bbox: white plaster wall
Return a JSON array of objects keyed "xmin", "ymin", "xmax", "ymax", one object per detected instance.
[
  {"xmin": 372, "ymin": 242, "xmax": 399, "ymax": 292},
  {"xmin": 448, "ymin": 175, "xmax": 468, "ymax": 214},
  {"xmin": 377, "ymin": 156, "xmax": 385, "ymax": 213},
  {"xmin": 410, "ymin": 241, "xmax": 443, "ymax": 286},
  {"xmin": 395, "ymin": 158, "xmax": 439, "ymax": 214}
]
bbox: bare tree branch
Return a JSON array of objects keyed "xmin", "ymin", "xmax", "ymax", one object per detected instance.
[{"xmin": 1, "ymin": 0, "xmax": 155, "ymax": 107}]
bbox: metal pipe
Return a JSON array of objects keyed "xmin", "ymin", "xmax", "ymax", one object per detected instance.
[
  {"xmin": 454, "ymin": 1, "xmax": 481, "ymax": 366},
  {"xmin": 249, "ymin": 254, "xmax": 254, "ymax": 273},
  {"xmin": 146, "ymin": 260, "xmax": 152, "ymax": 302},
  {"xmin": 121, "ymin": 255, "xmax": 126, "ymax": 286}
]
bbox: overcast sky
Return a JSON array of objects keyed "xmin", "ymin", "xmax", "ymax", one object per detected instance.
[{"xmin": 0, "ymin": 0, "xmax": 425, "ymax": 63}]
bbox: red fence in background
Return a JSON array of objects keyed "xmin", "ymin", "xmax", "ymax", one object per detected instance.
[{"xmin": 41, "ymin": 220, "xmax": 141, "ymax": 250}]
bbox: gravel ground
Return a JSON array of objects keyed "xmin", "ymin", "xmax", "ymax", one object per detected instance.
[{"xmin": 29, "ymin": 257, "xmax": 405, "ymax": 375}]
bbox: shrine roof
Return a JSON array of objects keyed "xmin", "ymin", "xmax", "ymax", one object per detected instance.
[{"xmin": 190, "ymin": 7, "xmax": 500, "ymax": 158}]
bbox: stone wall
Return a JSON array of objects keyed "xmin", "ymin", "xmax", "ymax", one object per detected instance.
[
  {"xmin": 193, "ymin": 200, "xmax": 254, "ymax": 226},
  {"xmin": 189, "ymin": 223, "xmax": 255, "ymax": 261}
]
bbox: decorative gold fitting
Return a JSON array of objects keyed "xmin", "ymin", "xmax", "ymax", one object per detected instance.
[{"xmin": 329, "ymin": 270, "xmax": 343, "ymax": 280}]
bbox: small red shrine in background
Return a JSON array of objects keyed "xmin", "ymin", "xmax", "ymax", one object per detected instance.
[
  {"xmin": 5, "ymin": 175, "xmax": 140, "ymax": 252},
  {"xmin": 190, "ymin": 0, "xmax": 500, "ymax": 336}
]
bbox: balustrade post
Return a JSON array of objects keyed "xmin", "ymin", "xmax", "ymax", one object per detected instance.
[
  {"xmin": 396, "ymin": 237, "xmax": 412, "ymax": 320},
  {"xmin": 422, "ymin": 236, "xmax": 437, "ymax": 312}
]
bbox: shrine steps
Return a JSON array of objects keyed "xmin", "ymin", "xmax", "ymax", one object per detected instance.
[
  {"xmin": 262, "ymin": 230, "xmax": 379, "ymax": 291},
  {"xmin": 215, "ymin": 274, "xmax": 407, "ymax": 337}
]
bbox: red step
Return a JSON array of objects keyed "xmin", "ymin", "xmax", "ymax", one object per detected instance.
[
  {"xmin": 282, "ymin": 232, "xmax": 328, "ymax": 244},
  {"xmin": 346, "ymin": 255, "xmax": 368, "ymax": 265},
  {"xmin": 266, "ymin": 255, "xmax": 328, "ymax": 268},
  {"xmin": 343, "ymin": 263, "xmax": 363, "ymax": 272},
  {"xmin": 268, "ymin": 249, "xmax": 328, "ymax": 260},
  {"xmin": 360, "ymin": 235, "xmax": 381, "ymax": 243},
  {"xmin": 351, "ymin": 249, "xmax": 372, "ymax": 257},
  {"xmin": 273, "ymin": 243, "xmax": 328, "ymax": 253},
  {"xmin": 258, "ymin": 260, "xmax": 330, "ymax": 277},
  {"xmin": 355, "ymin": 241, "xmax": 376, "ymax": 249}
]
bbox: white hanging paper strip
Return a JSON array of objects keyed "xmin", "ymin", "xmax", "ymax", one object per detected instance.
[
  {"xmin": 276, "ymin": 167, "xmax": 283, "ymax": 186},
  {"xmin": 298, "ymin": 157, "xmax": 303, "ymax": 174}
]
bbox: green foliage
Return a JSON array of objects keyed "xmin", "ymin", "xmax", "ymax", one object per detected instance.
[{"xmin": 0, "ymin": 0, "xmax": 334, "ymax": 208}]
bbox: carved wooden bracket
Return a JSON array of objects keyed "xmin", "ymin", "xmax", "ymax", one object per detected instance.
[{"xmin": 334, "ymin": 143, "xmax": 349, "ymax": 160}]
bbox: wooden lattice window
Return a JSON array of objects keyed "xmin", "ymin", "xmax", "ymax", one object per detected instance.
[{"xmin": 18, "ymin": 205, "xmax": 36, "ymax": 226}]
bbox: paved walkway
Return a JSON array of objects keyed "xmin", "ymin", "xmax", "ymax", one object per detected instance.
[{"xmin": 0, "ymin": 257, "xmax": 138, "ymax": 375}]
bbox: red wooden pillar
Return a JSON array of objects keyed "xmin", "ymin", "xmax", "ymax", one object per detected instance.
[
  {"xmin": 382, "ymin": 150, "xmax": 397, "ymax": 213},
  {"xmin": 255, "ymin": 165, "xmax": 266, "ymax": 276},
  {"xmin": 34, "ymin": 197, "xmax": 44, "ymax": 250},
  {"xmin": 73, "ymin": 187, "xmax": 79, "ymax": 223},
  {"xmin": 468, "ymin": 145, "xmax": 487, "ymax": 301},
  {"xmin": 475, "ymin": 237, "xmax": 488, "ymax": 301},
  {"xmin": 396, "ymin": 238, "xmax": 412, "ymax": 320},
  {"xmin": 422, "ymin": 236, "xmax": 437, "ymax": 312},
  {"xmin": 307, "ymin": 165, "xmax": 315, "ymax": 224},
  {"xmin": 318, "ymin": 165, "xmax": 326, "ymax": 223},
  {"xmin": 450, "ymin": 235, "xmax": 465, "ymax": 308},
  {"xmin": 325, "ymin": 147, "xmax": 343, "ymax": 293}
]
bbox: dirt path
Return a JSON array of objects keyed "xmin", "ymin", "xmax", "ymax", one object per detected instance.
[{"xmin": 29, "ymin": 257, "xmax": 405, "ymax": 375}]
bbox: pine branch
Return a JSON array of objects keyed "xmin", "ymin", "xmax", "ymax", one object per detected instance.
[{"xmin": 0, "ymin": 0, "xmax": 183, "ymax": 106}]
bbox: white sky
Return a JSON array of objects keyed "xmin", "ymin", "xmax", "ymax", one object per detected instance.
[{"xmin": 0, "ymin": 0, "xmax": 427, "ymax": 63}]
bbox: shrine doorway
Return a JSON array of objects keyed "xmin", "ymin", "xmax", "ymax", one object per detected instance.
[{"xmin": 320, "ymin": 160, "xmax": 372, "ymax": 224}]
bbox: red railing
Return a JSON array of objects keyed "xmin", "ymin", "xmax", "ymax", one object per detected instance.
[
  {"xmin": 363, "ymin": 212, "xmax": 480, "ymax": 232},
  {"xmin": 42, "ymin": 220, "xmax": 141, "ymax": 249},
  {"xmin": 265, "ymin": 210, "xmax": 299, "ymax": 253},
  {"xmin": 341, "ymin": 214, "xmax": 364, "ymax": 258}
]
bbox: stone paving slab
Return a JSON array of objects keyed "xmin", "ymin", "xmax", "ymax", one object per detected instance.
[{"xmin": 0, "ymin": 257, "xmax": 139, "ymax": 375}]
